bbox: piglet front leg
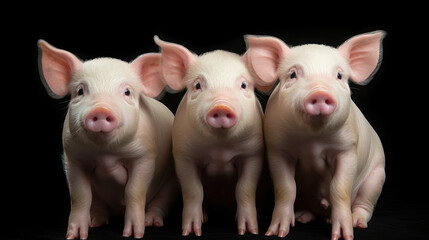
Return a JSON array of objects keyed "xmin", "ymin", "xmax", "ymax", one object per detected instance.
[
  {"xmin": 122, "ymin": 158, "xmax": 155, "ymax": 239},
  {"xmin": 65, "ymin": 157, "xmax": 92, "ymax": 240},
  {"xmin": 175, "ymin": 157, "xmax": 204, "ymax": 236},
  {"xmin": 329, "ymin": 151, "xmax": 357, "ymax": 240},
  {"xmin": 265, "ymin": 153, "xmax": 296, "ymax": 238},
  {"xmin": 235, "ymin": 155, "xmax": 262, "ymax": 235}
]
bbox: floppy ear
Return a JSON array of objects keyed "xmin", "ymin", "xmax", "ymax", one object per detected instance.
[
  {"xmin": 154, "ymin": 35, "xmax": 198, "ymax": 91},
  {"xmin": 338, "ymin": 31, "xmax": 386, "ymax": 85},
  {"xmin": 37, "ymin": 40, "xmax": 82, "ymax": 98},
  {"xmin": 244, "ymin": 35, "xmax": 290, "ymax": 92},
  {"xmin": 130, "ymin": 53, "xmax": 165, "ymax": 98}
]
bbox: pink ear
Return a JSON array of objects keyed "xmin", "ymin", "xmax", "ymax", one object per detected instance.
[
  {"xmin": 37, "ymin": 40, "xmax": 82, "ymax": 98},
  {"xmin": 130, "ymin": 53, "xmax": 165, "ymax": 98},
  {"xmin": 154, "ymin": 36, "xmax": 198, "ymax": 91},
  {"xmin": 244, "ymin": 35, "xmax": 290, "ymax": 92},
  {"xmin": 338, "ymin": 31, "xmax": 386, "ymax": 85}
]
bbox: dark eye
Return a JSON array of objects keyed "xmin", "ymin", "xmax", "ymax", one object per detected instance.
[
  {"xmin": 337, "ymin": 72, "xmax": 343, "ymax": 80},
  {"xmin": 195, "ymin": 82, "xmax": 201, "ymax": 90},
  {"xmin": 124, "ymin": 88, "xmax": 131, "ymax": 96},
  {"xmin": 77, "ymin": 87, "xmax": 84, "ymax": 96},
  {"xmin": 241, "ymin": 82, "xmax": 247, "ymax": 89},
  {"xmin": 290, "ymin": 71, "xmax": 297, "ymax": 79}
]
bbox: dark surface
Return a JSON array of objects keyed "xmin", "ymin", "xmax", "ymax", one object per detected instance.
[
  {"xmin": 3, "ymin": 4, "xmax": 428, "ymax": 240},
  {"xmin": 5, "ymin": 193, "xmax": 429, "ymax": 240}
]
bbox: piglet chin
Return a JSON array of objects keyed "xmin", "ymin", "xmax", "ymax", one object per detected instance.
[
  {"xmin": 297, "ymin": 106, "xmax": 334, "ymax": 133},
  {"xmin": 83, "ymin": 130, "xmax": 116, "ymax": 145}
]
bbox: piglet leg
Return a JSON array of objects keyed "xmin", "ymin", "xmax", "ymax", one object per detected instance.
[
  {"xmin": 352, "ymin": 164, "xmax": 385, "ymax": 228},
  {"xmin": 145, "ymin": 174, "xmax": 179, "ymax": 227},
  {"xmin": 122, "ymin": 158, "xmax": 154, "ymax": 239},
  {"xmin": 89, "ymin": 193, "xmax": 110, "ymax": 227},
  {"xmin": 65, "ymin": 156, "xmax": 92, "ymax": 240},
  {"xmin": 235, "ymin": 156, "xmax": 263, "ymax": 235},
  {"xmin": 175, "ymin": 157, "xmax": 204, "ymax": 236},
  {"xmin": 265, "ymin": 153, "xmax": 296, "ymax": 238},
  {"xmin": 330, "ymin": 151, "xmax": 357, "ymax": 240}
]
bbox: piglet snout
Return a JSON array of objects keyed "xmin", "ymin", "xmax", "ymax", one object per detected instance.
[
  {"xmin": 206, "ymin": 104, "xmax": 237, "ymax": 129},
  {"xmin": 85, "ymin": 107, "xmax": 117, "ymax": 133},
  {"xmin": 304, "ymin": 92, "xmax": 337, "ymax": 116}
]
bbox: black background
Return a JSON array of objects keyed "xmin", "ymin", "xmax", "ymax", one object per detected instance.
[{"xmin": 3, "ymin": 3, "xmax": 428, "ymax": 240}]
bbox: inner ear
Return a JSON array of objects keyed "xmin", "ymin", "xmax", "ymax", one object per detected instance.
[
  {"xmin": 154, "ymin": 36, "xmax": 198, "ymax": 91},
  {"xmin": 37, "ymin": 40, "xmax": 82, "ymax": 98},
  {"xmin": 338, "ymin": 31, "xmax": 385, "ymax": 85},
  {"xmin": 130, "ymin": 53, "xmax": 165, "ymax": 98}
]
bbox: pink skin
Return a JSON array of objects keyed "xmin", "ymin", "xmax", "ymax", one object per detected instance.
[
  {"xmin": 206, "ymin": 104, "xmax": 238, "ymax": 129},
  {"xmin": 245, "ymin": 31, "xmax": 386, "ymax": 240},
  {"xmin": 85, "ymin": 107, "xmax": 118, "ymax": 133},
  {"xmin": 155, "ymin": 36, "xmax": 264, "ymax": 236},
  {"xmin": 304, "ymin": 92, "xmax": 337, "ymax": 116},
  {"xmin": 38, "ymin": 40, "xmax": 177, "ymax": 239}
]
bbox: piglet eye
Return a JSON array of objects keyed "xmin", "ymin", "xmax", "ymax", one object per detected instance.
[
  {"xmin": 241, "ymin": 82, "xmax": 247, "ymax": 90},
  {"xmin": 195, "ymin": 82, "xmax": 201, "ymax": 90},
  {"xmin": 337, "ymin": 72, "xmax": 343, "ymax": 80},
  {"xmin": 77, "ymin": 87, "xmax": 84, "ymax": 96},
  {"xmin": 290, "ymin": 71, "xmax": 297, "ymax": 79},
  {"xmin": 124, "ymin": 88, "xmax": 131, "ymax": 96}
]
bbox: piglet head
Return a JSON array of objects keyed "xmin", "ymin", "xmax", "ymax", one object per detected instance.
[
  {"xmin": 38, "ymin": 40, "xmax": 164, "ymax": 145},
  {"xmin": 245, "ymin": 31, "xmax": 385, "ymax": 131},
  {"xmin": 154, "ymin": 36, "xmax": 259, "ymax": 137}
]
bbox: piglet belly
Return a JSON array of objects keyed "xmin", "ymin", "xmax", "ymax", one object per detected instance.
[
  {"xmin": 202, "ymin": 162, "xmax": 237, "ymax": 208},
  {"xmin": 204, "ymin": 161, "xmax": 235, "ymax": 177},
  {"xmin": 94, "ymin": 161, "xmax": 128, "ymax": 185},
  {"xmin": 92, "ymin": 160, "xmax": 128, "ymax": 213},
  {"xmin": 295, "ymin": 168, "xmax": 332, "ymax": 217}
]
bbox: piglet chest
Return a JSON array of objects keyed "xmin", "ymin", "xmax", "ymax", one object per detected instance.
[
  {"xmin": 292, "ymin": 140, "xmax": 336, "ymax": 208},
  {"xmin": 77, "ymin": 153, "xmax": 129, "ymax": 213},
  {"xmin": 295, "ymin": 141, "xmax": 331, "ymax": 172},
  {"xmin": 202, "ymin": 146, "xmax": 238, "ymax": 176},
  {"xmin": 92, "ymin": 154, "xmax": 128, "ymax": 185}
]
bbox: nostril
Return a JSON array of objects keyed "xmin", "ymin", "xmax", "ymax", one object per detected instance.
[
  {"xmin": 206, "ymin": 104, "xmax": 238, "ymax": 129},
  {"xmin": 85, "ymin": 107, "xmax": 117, "ymax": 133},
  {"xmin": 325, "ymin": 98, "xmax": 334, "ymax": 105},
  {"xmin": 310, "ymin": 97, "xmax": 333, "ymax": 106},
  {"xmin": 304, "ymin": 92, "xmax": 337, "ymax": 116}
]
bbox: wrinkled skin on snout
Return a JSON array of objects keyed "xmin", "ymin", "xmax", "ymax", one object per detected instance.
[
  {"xmin": 245, "ymin": 31, "xmax": 386, "ymax": 240},
  {"xmin": 38, "ymin": 40, "xmax": 177, "ymax": 239},
  {"xmin": 155, "ymin": 36, "xmax": 265, "ymax": 236}
]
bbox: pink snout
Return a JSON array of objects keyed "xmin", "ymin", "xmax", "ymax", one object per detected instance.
[
  {"xmin": 85, "ymin": 107, "xmax": 117, "ymax": 133},
  {"xmin": 206, "ymin": 104, "xmax": 237, "ymax": 129},
  {"xmin": 304, "ymin": 92, "xmax": 337, "ymax": 116}
]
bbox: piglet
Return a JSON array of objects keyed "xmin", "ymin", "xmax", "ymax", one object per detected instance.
[
  {"xmin": 37, "ymin": 40, "xmax": 177, "ymax": 239},
  {"xmin": 154, "ymin": 36, "xmax": 264, "ymax": 236},
  {"xmin": 245, "ymin": 31, "xmax": 386, "ymax": 240}
]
